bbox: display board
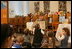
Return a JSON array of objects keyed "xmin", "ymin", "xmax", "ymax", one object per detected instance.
[
  {"xmin": 26, "ymin": 21, "xmax": 46, "ymax": 31},
  {"xmin": 26, "ymin": 22, "xmax": 34, "ymax": 31},
  {"xmin": 37, "ymin": 21, "xmax": 46, "ymax": 29}
]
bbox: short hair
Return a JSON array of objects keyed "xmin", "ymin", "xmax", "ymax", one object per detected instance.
[
  {"xmin": 48, "ymin": 31, "xmax": 54, "ymax": 37},
  {"xmin": 24, "ymin": 28, "xmax": 29, "ymax": 35},
  {"xmin": 16, "ymin": 35, "xmax": 24, "ymax": 43},
  {"xmin": 35, "ymin": 24, "xmax": 40, "ymax": 29}
]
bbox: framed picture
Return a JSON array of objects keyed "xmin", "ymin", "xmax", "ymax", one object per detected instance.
[
  {"xmin": 1, "ymin": 1, "xmax": 7, "ymax": 9},
  {"xmin": 59, "ymin": 1, "xmax": 66, "ymax": 12},
  {"xmin": 43, "ymin": 1, "xmax": 50, "ymax": 14}
]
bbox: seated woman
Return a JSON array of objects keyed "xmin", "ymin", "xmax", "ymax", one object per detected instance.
[{"xmin": 56, "ymin": 27, "xmax": 70, "ymax": 48}]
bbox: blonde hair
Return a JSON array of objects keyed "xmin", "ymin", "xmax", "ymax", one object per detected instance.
[
  {"xmin": 24, "ymin": 28, "xmax": 30, "ymax": 35},
  {"xmin": 16, "ymin": 35, "xmax": 24, "ymax": 43}
]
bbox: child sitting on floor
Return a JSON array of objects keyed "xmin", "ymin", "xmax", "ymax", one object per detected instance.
[{"xmin": 12, "ymin": 35, "xmax": 24, "ymax": 48}]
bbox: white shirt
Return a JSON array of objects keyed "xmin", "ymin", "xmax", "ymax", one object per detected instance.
[
  {"xmin": 41, "ymin": 29, "xmax": 44, "ymax": 35},
  {"xmin": 56, "ymin": 34, "xmax": 65, "ymax": 41}
]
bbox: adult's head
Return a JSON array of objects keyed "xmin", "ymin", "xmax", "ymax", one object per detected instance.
[
  {"xmin": 1, "ymin": 24, "xmax": 14, "ymax": 47},
  {"xmin": 62, "ymin": 27, "xmax": 70, "ymax": 36},
  {"xmin": 1, "ymin": 24, "xmax": 8, "ymax": 45},
  {"xmin": 34, "ymin": 24, "xmax": 40, "ymax": 29},
  {"xmin": 16, "ymin": 35, "xmax": 24, "ymax": 45},
  {"xmin": 48, "ymin": 31, "xmax": 54, "ymax": 37},
  {"xmin": 24, "ymin": 28, "xmax": 29, "ymax": 35}
]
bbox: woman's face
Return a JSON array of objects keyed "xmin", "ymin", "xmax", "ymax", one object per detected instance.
[{"xmin": 62, "ymin": 30, "xmax": 66, "ymax": 35}]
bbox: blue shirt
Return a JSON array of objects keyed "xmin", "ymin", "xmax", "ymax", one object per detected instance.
[{"xmin": 12, "ymin": 44, "xmax": 22, "ymax": 48}]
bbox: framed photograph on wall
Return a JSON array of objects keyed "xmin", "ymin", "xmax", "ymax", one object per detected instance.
[{"xmin": 59, "ymin": 1, "xmax": 66, "ymax": 12}]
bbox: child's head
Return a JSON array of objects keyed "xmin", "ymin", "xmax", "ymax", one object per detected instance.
[
  {"xmin": 62, "ymin": 27, "xmax": 70, "ymax": 36},
  {"xmin": 35, "ymin": 24, "xmax": 40, "ymax": 29},
  {"xmin": 48, "ymin": 31, "xmax": 54, "ymax": 37},
  {"xmin": 24, "ymin": 28, "xmax": 29, "ymax": 35},
  {"xmin": 16, "ymin": 35, "xmax": 24, "ymax": 44}
]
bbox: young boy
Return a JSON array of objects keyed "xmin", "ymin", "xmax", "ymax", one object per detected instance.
[{"xmin": 12, "ymin": 35, "xmax": 24, "ymax": 48}]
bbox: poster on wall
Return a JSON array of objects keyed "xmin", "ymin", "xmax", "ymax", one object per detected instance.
[
  {"xmin": 1, "ymin": 1, "xmax": 7, "ymax": 9},
  {"xmin": 39, "ymin": 21, "xmax": 46, "ymax": 29},
  {"xmin": 35, "ymin": 21, "xmax": 46, "ymax": 29},
  {"xmin": 26, "ymin": 22, "xmax": 34, "ymax": 31}
]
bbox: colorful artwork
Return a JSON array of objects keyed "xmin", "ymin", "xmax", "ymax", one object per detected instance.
[
  {"xmin": 1, "ymin": 1, "xmax": 7, "ymax": 9},
  {"xmin": 26, "ymin": 22, "xmax": 34, "ymax": 31},
  {"xmin": 39, "ymin": 21, "xmax": 46, "ymax": 29},
  {"xmin": 34, "ymin": 2, "xmax": 40, "ymax": 13},
  {"xmin": 59, "ymin": 1, "xmax": 66, "ymax": 12},
  {"xmin": 35, "ymin": 21, "xmax": 46, "ymax": 29},
  {"xmin": 43, "ymin": 1, "xmax": 50, "ymax": 14}
]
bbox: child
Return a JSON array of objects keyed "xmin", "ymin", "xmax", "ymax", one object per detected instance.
[
  {"xmin": 12, "ymin": 35, "xmax": 24, "ymax": 48},
  {"xmin": 41, "ymin": 31, "xmax": 54, "ymax": 48}
]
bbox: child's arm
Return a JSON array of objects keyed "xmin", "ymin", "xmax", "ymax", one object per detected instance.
[
  {"xmin": 57, "ymin": 34, "xmax": 65, "ymax": 41},
  {"xmin": 56, "ymin": 32, "xmax": 65, "ymax": 41}
]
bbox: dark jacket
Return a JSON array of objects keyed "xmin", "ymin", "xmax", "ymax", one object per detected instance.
[
  {"xmin": 33, "ymin": 29, "xmax": 43, "ymax": 44},
  {"xmin": 60, "ymin": 35, "xmax": 69, "ymax": 48}
]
